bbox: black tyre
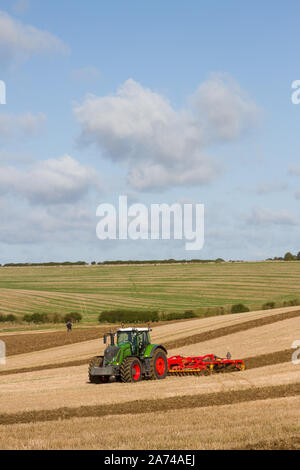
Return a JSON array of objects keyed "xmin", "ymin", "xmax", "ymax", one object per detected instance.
[
  {"xmin": 120, "ymin": 357, "xmax": 143, "ymax": 383},
  {"xmin": 150, "ymin": 348, "xmax": 168, "ymax": 380},
  {"xmin": 88, "ymin": 356, "xmax": 109, "ymax": 384}
]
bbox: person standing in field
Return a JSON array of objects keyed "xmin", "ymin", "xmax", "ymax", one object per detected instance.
[{"xmin": 66, "ymin": 321, "xmax": 72, "ymax": 332}]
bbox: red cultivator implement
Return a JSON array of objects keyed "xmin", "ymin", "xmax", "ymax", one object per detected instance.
[{"xmin": 167, "ymin": 354, "xmax": 245, "ymax": 376}]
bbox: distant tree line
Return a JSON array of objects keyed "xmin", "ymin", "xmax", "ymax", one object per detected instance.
[
  {"xmin": 267, "ymin": 252, "xmax": 300, "ymax": 261},
  {"xmin": 1, "ymin": 261, "xmax": 87, "ymax": 267},
  {"xmin": 1, "ymin": 298, "xmax": 300, "ymax": 325},
  {"xmin": 0, "ymin": 259, "xmax": 226, "ymax": 267},
  {"xmin": 99, "ymin": 309, "xmax": 160, "ymax": 323},
  {"xmin": 94, "ymin": 258, "xmax": 225, "ymax": 265},
  {"xmin": 98, "ymin": 309, "xmax": 198, "ymax": 323}
]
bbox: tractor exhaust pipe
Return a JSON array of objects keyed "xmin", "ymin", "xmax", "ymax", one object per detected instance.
[{"xmin": 110, "ymin": 331, "xmax": 115, "ymax": 346}]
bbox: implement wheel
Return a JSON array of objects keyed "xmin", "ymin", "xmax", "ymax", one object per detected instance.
[
  {"xmin": 120, "ymin": 357, "xmax": 143, "ymax": 383},
  {"xmin": 88, "ymin": 356, "xmax": 109, "ymax": 384},
  {"xmin": 150, "ymin": 348, "xmax": 168, "ymax": 380}
]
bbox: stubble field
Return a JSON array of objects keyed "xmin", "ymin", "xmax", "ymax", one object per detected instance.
[{"xmin": 0, "ymin": 298, "xmax": 299, "ymax": 449}]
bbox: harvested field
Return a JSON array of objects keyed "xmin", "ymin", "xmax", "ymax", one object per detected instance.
[
  {"xmin": 0, "ymin": 360, "xmax": 299, "ymax": 414},
  {"xmin": 1, "ymin": 262, "xmax": 300, "ymax": 321},
  {"xmin": 150, "ymin": 305, "xmax": 300, "ymax": 344},
  {"xmin": 164, "ymin": 308, "xmax": 300, "ymax": 349},
  {"xmin": 0, "ymin": 305, "xmax": 299, "ymax": 449},
  {"xmin": 0, "ymin": 347, "xmax": 294, "ymax": 377},
  {"xmin": 1, "ymin": 305, "xmax": 298, "ymax": 371},
  {"xmin": 0, "ymin": 394, "xmax": 299, "ymax": 449},
  {"xmin": 0, "ymin": 338, "xmax": 104, "ymax": 372},
  {"xmin": 0, "ymin": 382, "xmax": 299, "ymax": 425},
  {"xmin": 174, "ymin": 315, "xmax": 300, "ymax": 359},
  {"xmin": 0, "ymin": 327, "xmax": 112, "ymax": 357}
]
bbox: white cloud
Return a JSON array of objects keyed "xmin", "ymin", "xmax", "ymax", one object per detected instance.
[
  {"xmin": 0, "ymin": 154, "xmax": 101, "ymax": 204},
  {"xmin": 0, "ymin": 197, "xmax": 97, "ymax": 245},
  {"xmin": 0, "ymin": 111, "xmax": 46, "ymax": 138},
  {"xmin": 128, "ymin": 160, "xmax": 218, "ymax": 191},
  {"xmin": 191, "ymin": 74, "xmax": 260, "ymax": 141},
  {"xmin": 247, "ymin": 207, "xmax": 298, "ymax": 226},
  {"xmin": 0, "ymin": 10, "xmax": 69, "ymax": 61},
  {"xmin": 74, "ymin": 76, "xmax": 260, "ymax": 190}
]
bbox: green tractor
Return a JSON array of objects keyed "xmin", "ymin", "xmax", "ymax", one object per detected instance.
[{"xmin": 88, "ymin": 327, "xmax": 168, "ymax": 383}]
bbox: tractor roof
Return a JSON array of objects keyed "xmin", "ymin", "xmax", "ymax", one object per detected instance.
[{"xmin": 117, "ymin": 328, "xmax": 150, "ymax": 332}]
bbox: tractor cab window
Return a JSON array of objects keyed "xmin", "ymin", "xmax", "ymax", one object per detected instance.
[
  {"xmin": 138, "ymin": 331, "xmax": 150, "ymax": 345},
  {"xmin": 117, "ymin": 331, "xmax": 132, "ymax": 345},
  {"xmin": 117, "ymin": 330, "xmax": 150, "ymax": 352}
]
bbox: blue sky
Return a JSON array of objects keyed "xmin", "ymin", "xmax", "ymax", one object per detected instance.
[{"xmin": 0, "ymin": 0, "xmax": 300, "ymax": 263}]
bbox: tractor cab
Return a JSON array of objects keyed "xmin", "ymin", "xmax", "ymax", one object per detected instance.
[{"xmin": 116, "ymin": 328, "xmax": 151, "ymax": 355}]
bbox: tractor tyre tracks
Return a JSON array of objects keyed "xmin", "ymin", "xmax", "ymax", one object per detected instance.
[{"xmin": 0, "ymin": 382, "xmax": 299, "ymax": 426}]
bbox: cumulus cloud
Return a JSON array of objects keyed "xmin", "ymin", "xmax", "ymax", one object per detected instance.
[
  {"xmin": 0, "ymin": 196, "xmax": 97, "ymax": 245},
  {"xmin": 74, "ymin": 76, "xmax": 260, "ymax": 190},
  {"xmin": 0, "ymin": 154, "xmax": 101, "ymax": 204},
  {"xmin": 191, "ymin": 75, "xmax": 259, "ymax": 141},
  {"xmin": 128, "ymin": 161, "xmax": 217, "ymax": 191},
  {"xmin": 0, "ymin": 111, "xmax": 46, "ymax": 138},
  {"xmin": 0, "ymin": 10, "xmax": 69, "ymax": 62},
  {"xmin": 247, "ymin": 207, "xmax": 298, "ymax": 226}
]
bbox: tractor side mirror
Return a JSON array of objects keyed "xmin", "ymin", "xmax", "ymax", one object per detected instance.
[{"xmin": 104, "ymin": 334, "xmax": 107, "ymax": 344}]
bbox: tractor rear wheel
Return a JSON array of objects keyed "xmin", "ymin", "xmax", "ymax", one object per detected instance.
[
  {"xmin": 120, "ymin": 357, "xmax": 143, "ymax": 383},
  {"xmin": 150, "ymin": 348, "xmax": 168, "ymax": 380},
  {"xmin": 88, "ymin": 356, "xmax": 109, "ymax": 384}
]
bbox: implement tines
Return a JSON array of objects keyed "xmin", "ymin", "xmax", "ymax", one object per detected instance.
[{"xmin": 167, "ymin": 354, "xmax": 245, "ymax": 376}]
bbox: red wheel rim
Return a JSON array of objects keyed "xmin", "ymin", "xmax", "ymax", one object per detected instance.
[
  {"xmin": 132, "ymin": 363, "xmax": 141, "ymax": 381},
  {"xmin": 155, "ymin": 356, "xmax": 166, "ymax": 376}
]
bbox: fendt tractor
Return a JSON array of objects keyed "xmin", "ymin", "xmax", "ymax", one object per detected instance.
[
  {"xmin": 88, "ymin": 327, "xmax": 168, "ymax": 383},
  {"xmin": 88, "ymin": 326, "xmax": 246, "ymax": 384}
]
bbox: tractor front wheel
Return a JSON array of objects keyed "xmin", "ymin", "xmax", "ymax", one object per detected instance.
[
  {"xmin": 120, "ymin": 357, "xmax": 143, "ymax": 383},
  {"xmin": 88, "ymin": 356, "xmax": 110, "ymax": 384},
  {"xmin": 150, "ymin": 349, "xmax": 168, "ymax": 380}
]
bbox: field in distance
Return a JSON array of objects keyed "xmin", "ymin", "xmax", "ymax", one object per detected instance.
[{"xmin": 1, "ymin": 261, "xmax": 300, "ymax": 323}]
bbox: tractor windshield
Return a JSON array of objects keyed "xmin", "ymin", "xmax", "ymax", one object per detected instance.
[{"xmin": 117, "ymin": 331, "xmax": 133, "ymax": 345}]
